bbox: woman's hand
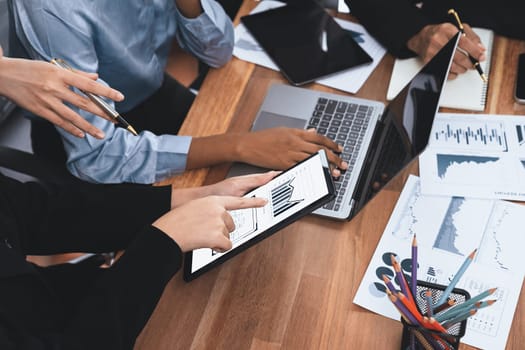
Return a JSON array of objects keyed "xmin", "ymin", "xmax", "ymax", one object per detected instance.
[
  {"xmin": 155, "ymin": 195, "xmax": 267, "ymax": 252},
  {"xmin": 0, "ymin": 52, "xmax": 124, "ymax": 139},
  {"xmin": 170, "ymin": 171, "xmax": 278, "ymax": 208}
]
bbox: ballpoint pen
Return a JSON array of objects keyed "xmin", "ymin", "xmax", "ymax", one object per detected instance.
[
  {"xmin": 448, "ymin": 8, "xmax": 488, "ymax": 82},
  {"xmin": 50, "ymin": 58, "xmax": 138, "ymax": 136}
]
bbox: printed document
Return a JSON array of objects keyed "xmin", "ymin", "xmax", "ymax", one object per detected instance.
[
  {"xmin": 353, "ymin": 175, "xmax": 524, "ymax": 350},
  {"xmin": 419, "ymin": 113, "xmax": 525, "ymax": 201}
]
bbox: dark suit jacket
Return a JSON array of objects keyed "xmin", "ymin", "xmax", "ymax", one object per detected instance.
[
  {"xmin": 0, "ymin": 173, "xmax": 182, "ymax": 349},
  {"xmin": 346, "ymin": 0, "xmax": 524, "ymax": 58}
]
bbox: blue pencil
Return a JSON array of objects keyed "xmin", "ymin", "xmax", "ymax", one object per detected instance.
[
  {"xmin": 435, "ymin": 249, "xmax": 477, "ymax": 307},
  {"xmin": 442, "ymin": 309, "xmax": 477, "ymax": 329},
  {"xmin": 435, "ymin": 288, "xmax": 497, "ymax": 323}
]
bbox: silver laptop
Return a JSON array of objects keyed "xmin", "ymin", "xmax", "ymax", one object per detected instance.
[{"xmin": 229, "ymin": 33, "xmax": 460, "ymax": 220}]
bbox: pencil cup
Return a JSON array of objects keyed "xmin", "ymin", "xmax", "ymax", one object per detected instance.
[{"xmin": 400, "ymin": 281, "xmax": 470, "ymax": 350}]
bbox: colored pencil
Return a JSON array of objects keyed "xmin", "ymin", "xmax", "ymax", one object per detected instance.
[
  {"xmin": 382, "ymin": 274, "xmax": 398, "ymax": 294},
  {"xmin": 424, "ymin": 290, "xmax": 434, "ymax": 317},
  {"xmin": 435, "ymin": 288, "xmax": 497, "ymax": 322},
  {"xmin": 434, "ymin": 298, "xmax": 456, "ymax": 314},
  {"xmin": 391, "ymin": 254, "xmax": 414, "ymax": 303},
  {"xmin": 442, "ymin": 310, "xmax": 477, "ymax": 329},
  {"xmin": 435, "ymin": 249, "xmax": 477, "ymax": 307},
  {"xmin": 397, "ymin": 292, "xmax": 424, "ymax": 325},
  {"xmin": 411, "ymin": 235, "xmax": 418, "ymax": 298},
  {"xmin": 387, "ymin": 290, "xmax": 420, "ymax": 326}
]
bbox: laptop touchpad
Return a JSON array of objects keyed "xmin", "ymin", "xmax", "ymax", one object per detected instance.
[{"xmin": 252, "ymin": 111, "xmax": 307, "ymax": 131}]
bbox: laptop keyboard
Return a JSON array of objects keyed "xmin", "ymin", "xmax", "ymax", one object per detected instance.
[{"xmin": 307, "ymin": 97, "xmax": 374, "ymax": 212}]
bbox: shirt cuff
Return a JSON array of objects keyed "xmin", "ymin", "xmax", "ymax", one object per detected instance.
[{"xmin": 154, "ymin": 134, "xmax": 192, "ymax": 182}]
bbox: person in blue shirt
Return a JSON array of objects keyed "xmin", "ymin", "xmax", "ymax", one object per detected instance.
[{"xmin": 10, "ymin": 0, "xmax": 347, "ymax": 184}]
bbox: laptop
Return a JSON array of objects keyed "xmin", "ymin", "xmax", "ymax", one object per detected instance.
[{"xmin": 228, "ymin": 32, "xmax": 460, "ymax": 220}]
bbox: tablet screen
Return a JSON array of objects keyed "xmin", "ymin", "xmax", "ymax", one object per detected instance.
[
  {"xmin": 184, "ymin": 150, "xmax": 335, "ymax": 281},
  {"xmin": 240, "ymin": 0, "xmax": 372, "ymax": 85}
]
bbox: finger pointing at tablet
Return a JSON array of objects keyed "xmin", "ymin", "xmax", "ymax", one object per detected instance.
[{"xmin": 152, "ymin": 195, "xmax": 267, "ymax": 253}]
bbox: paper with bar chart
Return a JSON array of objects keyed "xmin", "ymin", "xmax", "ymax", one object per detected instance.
[
  {"xmin": 353, "ymin": 175, "xmax": 525, "ymax": 350},
  {"xmin": 419, "ymin": 113, "xmax": 525, "ymax": 200}
]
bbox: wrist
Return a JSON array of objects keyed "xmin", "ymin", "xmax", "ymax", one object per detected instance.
[{"xmin": 231, "ymin": 132, "xmax": 247, "ymax": 163}]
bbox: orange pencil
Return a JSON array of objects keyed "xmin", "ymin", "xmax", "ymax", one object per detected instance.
[
  {"xmin": 397, "ymin": 292, "xmax": 424, "ymax": 324},
  {"xmin": 391, "ymin": 254, "xmax": 414, "ymax": 303}
]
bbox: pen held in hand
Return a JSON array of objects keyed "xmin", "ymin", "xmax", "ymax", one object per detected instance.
[
  {"xmin": 50, "ymin": 58, "xmax": 138, "ymax": 136},
  {"xmin": 447, "ymin": 9, "xmax": 488, "ymax": 82}
]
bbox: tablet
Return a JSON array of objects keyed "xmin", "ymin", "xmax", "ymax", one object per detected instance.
[
  {"xmin": 183, "ymin": 150, "xmax": 335, "ymax": 281},
  {"xmin": 240, "ymin": 0, "xmax": 372, "ymax": 86}
]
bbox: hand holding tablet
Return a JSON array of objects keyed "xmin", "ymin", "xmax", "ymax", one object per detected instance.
[{"xmin": 184, "ymin": 150, "xmax": 335, "ymax": 281}]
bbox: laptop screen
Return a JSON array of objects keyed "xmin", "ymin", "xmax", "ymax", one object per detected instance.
[{"xmin": 352, "ymin": 32, "xmax": 460, "ymax": 213}]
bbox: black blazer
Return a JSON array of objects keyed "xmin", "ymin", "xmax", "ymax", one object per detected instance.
[
  {"xmin": 347, "ymin": 0, "xmax": 524, "ymax": 58},
  {"xmin": 0, "ymin": 173, "xmax": 182, "ymax": 349}
]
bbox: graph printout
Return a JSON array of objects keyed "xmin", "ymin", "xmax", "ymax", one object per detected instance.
[
  {"xmin": 419, "ymin": 113, "xmax": 525, "ymax": 200},
  {"xmin": 353, "ymin": 175, "xmax": 525, "ymax": 350}
]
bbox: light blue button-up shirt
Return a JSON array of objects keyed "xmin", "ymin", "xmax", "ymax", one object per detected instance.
[{"xmin": 11, "ymin": 0, "xmax": 234, "ymax": 184}]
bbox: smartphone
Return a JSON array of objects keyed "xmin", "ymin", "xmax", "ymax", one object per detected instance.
[{"xmin": 514, "ymin": 53, "xmax": 525, "ymax": 103}]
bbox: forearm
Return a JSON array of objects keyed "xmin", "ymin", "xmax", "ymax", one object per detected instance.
[
  {"xmin": 186, "ymin": 133, "xmax": 244, "ymax": 170},
  {"xmin": 175, "ymin": 0, "xmax": 203, "ymax": 18}
]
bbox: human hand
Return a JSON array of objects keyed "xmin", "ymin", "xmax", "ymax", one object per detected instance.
[
  {"xmin": 154, "ymin": 195, "xmax": 267, "ymax": 252},
  {"xmin": 406, "ymin": 23, "xmax": 485, "ymax": 80},
  {"xmin": 0, "ymin": 56, "xmax": 124, "ymax": 139},
  {"xmin": 170, "ymin": 171, "xmax": 278, "ymax": 208},
  {"xmin": 237, "ymin": 127, "xmax": 347, "ymax": 177}
]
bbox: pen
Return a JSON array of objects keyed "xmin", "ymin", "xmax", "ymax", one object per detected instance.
[
  {"xmin": 50, "ymin": 58, "xmax": 138, "ymax": 136},
  {"xmin": 447, "ymin": 9, "xmax": 488, "ymax": 82}
]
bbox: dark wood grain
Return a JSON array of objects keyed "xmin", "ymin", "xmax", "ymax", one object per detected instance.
[{"xmin": 136, "ymin": 3, "xmax": 525, "ymax": 348}]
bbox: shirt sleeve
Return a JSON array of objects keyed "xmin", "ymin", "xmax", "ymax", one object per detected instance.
[
  {"xmin": 59, "ymin": 226, "xmax": 183, "ymax": 349},
  {"xmin": 10, "ymin": 2, "xmax": 192, "ymax": 184},
  {"xmin": 0, "ymin": 172, "xmax": 172, "ymax": 254},
  {"xmin": 174, "ymin": 0, "xmax": 235, "ymax": 67}
]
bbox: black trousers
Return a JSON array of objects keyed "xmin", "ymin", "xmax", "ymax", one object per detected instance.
[{"xmin": 31, "ymin": 74, "xmax": 195, "ymax": 165}]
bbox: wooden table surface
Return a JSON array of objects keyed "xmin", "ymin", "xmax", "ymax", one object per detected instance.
[{"xmin": 136, "ymin": 3, "xmax": 525, "ymax": 349}]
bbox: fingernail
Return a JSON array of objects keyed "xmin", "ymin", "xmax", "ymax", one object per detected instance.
[
  {"xmin": 479, "ymin": 53, "xmax": 486, "ymax": 61},
  {"xmin": 338, "ymin": 144, "xmax": 343, "ymax": 152},
  {"xmin": 341, "ymin": 161, "xmax": 348, "ymax": 169},
  {"xmin": 95, "ymin": 131, "xmax": 105, "ymax": 139},
  {"xmin": 117, "ymin": 92, "xmax": 125, "ymax": 100}
]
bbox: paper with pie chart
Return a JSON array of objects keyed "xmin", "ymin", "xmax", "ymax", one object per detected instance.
[{"xmin": 353, "ymin": 175, "xmax": 525, "ymax": 350}]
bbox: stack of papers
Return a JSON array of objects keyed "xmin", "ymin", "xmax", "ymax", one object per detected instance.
[
  {"xmin": 233, "ymin": 0, "xmax": 386, "ymax": 94},
  {"xmin": 354, "ymin": 175, "xmax": 525, "ymax": 350}
]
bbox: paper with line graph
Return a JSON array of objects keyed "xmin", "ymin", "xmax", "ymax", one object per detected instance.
[
  {"xmin": 419, "ymin": 113, "xmax": 525, "ymax": 201},
  {"xmin": 353, "ymin": 175, "xmax": 525, "ymax": 350},
  {"xmin": 190, "ymin": 152, "xmax": 331, "ymax": 273}
]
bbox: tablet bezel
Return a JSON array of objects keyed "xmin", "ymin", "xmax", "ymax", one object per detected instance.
[
  {"xmin": 183, "ymin": 150, "xmax": 335, "ymax": 281},
  {"xmin": 240, "ymin": 0, "xmax": 372, "ymax": 86}
]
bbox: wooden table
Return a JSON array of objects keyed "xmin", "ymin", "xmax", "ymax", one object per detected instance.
[{"xmin": 136, "ymin": 3, "xmax": 525, "ymax": 349}]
